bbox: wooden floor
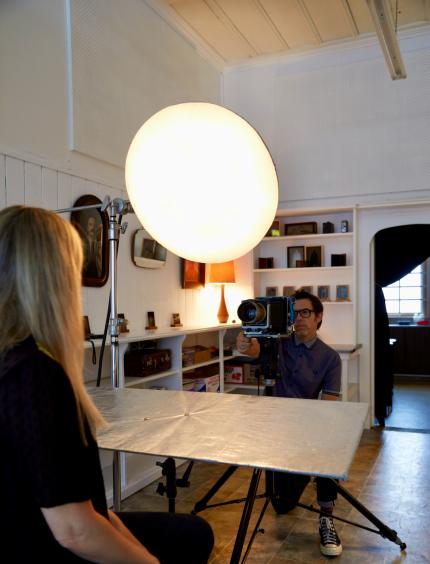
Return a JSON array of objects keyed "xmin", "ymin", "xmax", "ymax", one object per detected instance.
[{"xmin": 121, "ymin": 383, "xmax": 430, "ymax": 562}]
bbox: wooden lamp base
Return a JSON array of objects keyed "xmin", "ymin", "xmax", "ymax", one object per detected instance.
[{"xmin": 217, "ymin": 284, "xmax": 229, "ymax": 324}]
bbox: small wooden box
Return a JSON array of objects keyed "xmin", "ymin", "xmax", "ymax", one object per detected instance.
[
  {"xmin": 258, "ymin": 257, "xmax": 274, "ymax": 269},
  {"xmin": 124, "ymin": 349, "xmax": 171, "ymax": 377}
]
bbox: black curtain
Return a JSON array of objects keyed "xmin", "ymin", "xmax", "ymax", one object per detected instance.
[{"xmin": 374, "ymin": 224, "xmax": 430, "ymax": 425}]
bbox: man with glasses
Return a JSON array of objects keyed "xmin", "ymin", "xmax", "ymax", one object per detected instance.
[{"xmin": 236, "ymin": 289, "xmax": 342, "ymax": 557}]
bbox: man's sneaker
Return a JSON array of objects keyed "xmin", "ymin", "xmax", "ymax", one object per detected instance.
[{"xmin": 319, "ymin": 515, "xmax": 342, "ymax": 556}]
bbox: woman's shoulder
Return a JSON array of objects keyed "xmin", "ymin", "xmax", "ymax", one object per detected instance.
[
  {"xmin": 0, "ymin": 336, "xmax": 37, "ymax": 379},
  {"xmin": 1, "ymin": 336, "xmax": 65, "ymax": 384}
]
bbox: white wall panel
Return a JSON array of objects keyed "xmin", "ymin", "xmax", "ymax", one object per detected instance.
[
  {"xmin": 5, "ymin": 156, "xmax": 24, "ymax": 206},
  {"xmin": 224, "ymin": 30, "xmax": 430, "ymax": 209},
  {"xmin": 24, "ymin": 162, "xmax": 42, "ymax": 207},
  {"xmin": 42, "ymin": 168, "xmax": 58, "ymax": 210},
  {"xmin": 0, "ymin": 0, "xmax": 220, "ymax": 195},
  {"xmin": 69, "ymin": 0, "xmax": 220, "ymax": 168}
]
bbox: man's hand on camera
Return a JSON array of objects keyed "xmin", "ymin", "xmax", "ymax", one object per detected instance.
[{"xmin": 236, "ymin": 332, "xmax": 260, "ymax": 358}]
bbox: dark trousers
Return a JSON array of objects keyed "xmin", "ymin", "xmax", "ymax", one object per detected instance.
[
  {"xmin": 116, "ymin": 511, "xmax": 214, "ymax": 564},
  {"xmin": 266, "ymin": 471, "xmax": 338, "ymax": 514}
]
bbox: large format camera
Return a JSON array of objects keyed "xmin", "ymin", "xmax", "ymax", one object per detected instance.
[{"xmin": 237, "ymin": 296, "xmax": 295, "ymax": 338}]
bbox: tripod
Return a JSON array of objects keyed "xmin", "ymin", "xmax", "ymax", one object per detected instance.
[{"xmin": 189, "ymin": 337, "xmax": 406, "ymax": 563}]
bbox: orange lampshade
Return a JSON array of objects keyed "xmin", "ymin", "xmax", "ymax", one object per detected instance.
[{"xmin": 208, "ymin": 261, "xmax": 235, "ymax": 284}]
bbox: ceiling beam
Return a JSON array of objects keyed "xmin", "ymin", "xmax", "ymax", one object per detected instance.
[{"xmin": 366, "ymin": 0, "xmax": 407, "ymax": 79}]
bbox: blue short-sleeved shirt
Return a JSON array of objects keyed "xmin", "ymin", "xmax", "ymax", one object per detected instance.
[{"xmin": 275, "ymin": 334, "xmax": 341, "ymax": 400}]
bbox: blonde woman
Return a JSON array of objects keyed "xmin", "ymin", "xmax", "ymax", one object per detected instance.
[{"xmin": 0, "ymin": 206, "xmax": 213, "ymax": 564}]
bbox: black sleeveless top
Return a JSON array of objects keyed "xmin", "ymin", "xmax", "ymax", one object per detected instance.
[{"xmin": 0, "ymin": 337, "xmax": 108, "ymax": 563}]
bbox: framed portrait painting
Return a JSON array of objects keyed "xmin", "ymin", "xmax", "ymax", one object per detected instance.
[{"xmin": 71, "ymin": 195, "xmax": 109, "ymax": 287}]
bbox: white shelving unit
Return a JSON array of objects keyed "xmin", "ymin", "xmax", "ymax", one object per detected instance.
[
  {"xmin": 253, "ymin": 207, "xmax": 356, "ymax": 346},
  {"xmin": 249, "ymin": 206, "xmax": 360, "ymax": 402},
  {"xmin": 87, "ymin": 323, "xmax": 241, "ymax": 500}
]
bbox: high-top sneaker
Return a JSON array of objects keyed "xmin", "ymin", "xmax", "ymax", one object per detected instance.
[{"xmin": 319, "ymin": 515, "xmax": 342, "ymax": 556}]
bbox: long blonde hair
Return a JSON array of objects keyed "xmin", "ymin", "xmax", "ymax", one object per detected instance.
[{"xmin": 0, "ymin": 205, "xmax": 105, "ymax": 434}]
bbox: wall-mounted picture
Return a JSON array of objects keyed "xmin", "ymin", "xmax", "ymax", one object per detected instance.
[
  {"xmin": 71, "ymin": 195, "xmax": 109, "ymax": 287},
  {"xmin": 282, "ymin": 286, "xmax": 296, "ymax": 297},
  {"xmin": 287, "ymin": 246, "xmax": 305, "ymax": 268},
  {"xmin": 299, "ymin": 286, "xmax": 313, "ymax": 294},
  {"xmin": 266, "ymin": 286, "xmax": 278, "ymax": 297},
  {"xmin": 336, "ymin": 285, "xmax": 350, "ymax": 301},
  {"xmin": 132, "ymin": 228, "xmax": 167, "ymax": 269},
  {"xmin": 306, "ymin": 245, "xmax": 323, "ymax": 267},
  {"xmin": 317, "ymin": 285, "xmax": 330, "ymax": 301},
  {"xmin": 265, "ymin": 219, "xmax": 281, "ymax": 237},
  {"xmin": 285, "ymin": 221, "xmax": 317, "ymax": 236},
  {"xmin": 181, "ymin": 259, "xmax": 205, "ymax": 289}
]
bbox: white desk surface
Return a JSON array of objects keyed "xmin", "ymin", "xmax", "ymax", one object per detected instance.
[{"xmin": 89, "ymin": 387, "xmax": 368, "ymax": 480}]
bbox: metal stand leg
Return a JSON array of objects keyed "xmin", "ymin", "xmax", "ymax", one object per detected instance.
[
  {"xmin": 240, "ymin": 496, "xmax": 271, "ymax": 563},
  {"xmin": 330, "ymin": 479, "xmax": 407, "ymax": 550},
  {"xmin": 193, "ymin": 467, "xmax": 407, "ymax": 562},
  {"xmin": 230, "ymin": 468, "xmax": 262, "ymax": 564},
  {"xmin": 192, "ymin": 465, "xmax": 239, "ymax": 514},
  {"xmin": 156, "ymin": 458, "xmax": 177, "ymax": 513}
]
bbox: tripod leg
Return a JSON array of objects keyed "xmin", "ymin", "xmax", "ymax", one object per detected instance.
[
  {"xmin": 241, "ymin": 497, "xmax": 271, "ymax": 563},
  {"xmin": 230, "ymin": 468, "xmax": 262, "ymax": 564},
  {"xmin": 331, "ymin": 479, "xmax": 407, "ymax": 550},
  {"xmin": 192, "ymin": 465, "xmax": 238, "ymax": 514}
]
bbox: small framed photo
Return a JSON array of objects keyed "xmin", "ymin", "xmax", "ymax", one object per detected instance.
[
  {"xmin": 299, "ymin": 286, "xmax": 313, "ymax": 294},
  {"xmin": 285, "ymin": 222, "xmax": 317, "ymax": 236},
  {"xmin": 266, "ymin": 286, "xmax": 278, "ymax": 297},
  {"xmin": 145, "ymin": 311, "xmax": 157, "ymax": 330},
  {"xmin": 170, "ymin": 313, "xmax": 183, "ymax": 327},
  {"xmin": 317, "ymin": 285, "xmax": 330, "ymax": 301},
  {"xmin": 336, "ymin": 285, "xmax": 350, "ymax": 301},
  {"xmin": 282, "ymin": 286, "xmax": 296, "ymax": 297},
  {"xmin": 287, "ymin": 246, "xmax": 305, "ymax": 268},
  {"xmin": 265, "ymin": 219, "xmax": 281, "ymax": 237},
  {"xmin": 306, "ymin": 245, "xmax": 323, "ymax": 267}
]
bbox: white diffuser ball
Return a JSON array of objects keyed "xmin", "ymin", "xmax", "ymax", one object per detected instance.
[{"xmin": 125, "ymin": 103, "xmax": 278, "ymax": 263}]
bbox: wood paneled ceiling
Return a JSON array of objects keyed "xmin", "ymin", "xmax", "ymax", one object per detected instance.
[{"xmin": 147, "ymin": 0, "xmax": 430, "ymax": 67}]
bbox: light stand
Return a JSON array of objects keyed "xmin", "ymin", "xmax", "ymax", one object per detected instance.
[{"xmin": 57, "ymin": 196, "xmax": 133, "ymax": 510}]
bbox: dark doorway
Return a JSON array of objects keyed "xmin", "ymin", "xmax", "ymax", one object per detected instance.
[{"xmin": 374, "ymin": 224, "xmax": 430, "ymax": 429}]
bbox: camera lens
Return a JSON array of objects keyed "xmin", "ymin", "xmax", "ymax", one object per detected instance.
[{"xmin": 237, "ymin": 301, "xmax": 267, "ymax": 324}]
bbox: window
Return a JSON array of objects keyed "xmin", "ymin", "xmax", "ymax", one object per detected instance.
[{"xmin": 383, "ymin": 260, "xmax": 428, "ymax": 318}]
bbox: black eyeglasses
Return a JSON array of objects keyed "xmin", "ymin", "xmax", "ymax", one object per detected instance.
[{"xmin": 294, "ymin": 308, "xmax": 315, "ymax": 319}]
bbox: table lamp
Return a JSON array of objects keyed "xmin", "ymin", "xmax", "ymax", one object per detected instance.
[{"xmin": 208, "ymin": 261, "xmax": 236, "ymax": 324}]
